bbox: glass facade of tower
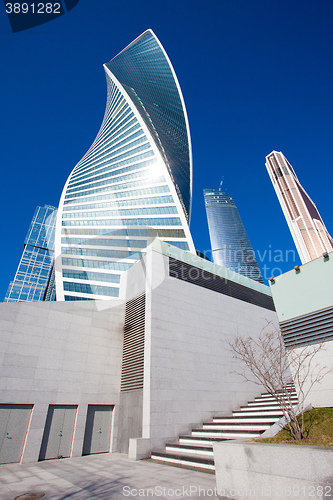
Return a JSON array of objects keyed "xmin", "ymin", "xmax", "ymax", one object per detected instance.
[
  {"xmin": 55, "ymin": 30, "xmax": 195, "ymax": 301},
  {"xmin": 4, "ymin": 205, "xmax": 57, "ymax": 302},
  {"xmin": 105, "ymin": 30, "xmax": 192, "ymax": 221},
  {"xmin": 204, "ymin": 189, "xmax": 263, "ymax": 283}
]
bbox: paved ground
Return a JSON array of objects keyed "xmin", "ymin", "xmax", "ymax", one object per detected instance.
[{"xmin": 0, "ymin": 454, "xmax": 220, "ymax": 500}]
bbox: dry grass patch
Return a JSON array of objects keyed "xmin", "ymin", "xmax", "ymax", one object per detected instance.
[{"xmin": 255, "ymin": 408, "xmax": 333, "ymax": 446}]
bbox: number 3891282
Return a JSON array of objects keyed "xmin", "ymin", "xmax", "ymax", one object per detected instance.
[{"xmin": 5, "ymin": 3, "xmax": 61, "ymax": 14}]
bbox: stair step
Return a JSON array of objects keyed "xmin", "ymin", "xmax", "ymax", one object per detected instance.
[
  {"xmin": 259, "ymin": 392, "xmax": 297, "ymax": 398},
  {"xmin": 252, "ymin": 395, "xmax": 297, "ymax": 400},
  {"xmin": 165, "ymin": 443, "xmax": 214, "ymax": 456},
  {"xmin": 191, "ymin": 430, "xmax": 262, "ymax": 438},
  {"xmin": 212, "ymin": 416, "xmax": 280, "ymax": 423},
  {"xmin": 150, "ymin": 451, "xmax": 215, "ymax": 471},
  {"xmin": 235, "ymin": 406, "xmax": 285, "ymax": 412},
  {"xmin": 202, "ymin": 423, "xmax": 271, "ymax": 431},
  {"xmin": 179, "ymin": 436, "xmax": 230, "ymax": 446},
  {"xmin": 253, "ymin": 397, "xmax": 297, "ymax": 403},
  {"xmin": 232, "ymin": 410, "xmax": 283, "ymax": 417},
  {"xmin": 255, "ymin": 391, "xmax": 297, "ymax": 397},
  {"xmin": 239, "ymin": 405, "xmax": 287, "ymax": 411},
  {"xmin": 247, "ymin": 401, "xmax": 296, "ymax": 407}
]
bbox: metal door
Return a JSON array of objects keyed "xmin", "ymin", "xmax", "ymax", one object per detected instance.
[
  {"xmin": 39, "ymin": 405, "xmax": 77, "ymax": 461},
  {"xmin": 0, "ymin": 405, "xmax": 33, "ymax": 464},
  {"xmin": 82, "ymin": 405, "xmax": 113, "ymax": 455}
]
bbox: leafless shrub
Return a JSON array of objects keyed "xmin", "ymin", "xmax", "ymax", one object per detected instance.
[{"xmin": 227, "ymin": 322, "xmax": 332, "ymax": 440}]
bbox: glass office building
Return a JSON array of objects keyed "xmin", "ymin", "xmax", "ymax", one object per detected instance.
[
  {"xmin": 55, "ymin": 30, "xmax": 195, "ymax": 301},
  {"xmin": 4, "ymin": 205, "xmax": 57, "ymax": 302},
  {"xmin": 266, "ymin": 151, "xmax": 333, "ymax": 264},
  {"xmin": 204, "ymin": 189, "xmax": 263, "ymax": 283}
]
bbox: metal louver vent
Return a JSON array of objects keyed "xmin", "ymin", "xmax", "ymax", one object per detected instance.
[
  {"xmin": 121, "ymin": 292, "xmax": 145, "ymax": 392},
  {"xmin": 280, "ymin": 305, "xmax": 333, "ymax": 348},
  {"xmin": 169, "ymin": 257, "xmax": 275, "ymax": 311}
]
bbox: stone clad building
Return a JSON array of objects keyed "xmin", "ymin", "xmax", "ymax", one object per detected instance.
[{"xmin": 0, "ymin": 241, "xmax": 278, "ymax": 464}]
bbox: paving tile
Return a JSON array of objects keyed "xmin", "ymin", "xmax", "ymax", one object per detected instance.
[
  {"xmin": 0, "ymin": 453, "xmax": 218, "ymax": 500},
  {"xmin": 13, "ymin": 470, "xmax": 33, "ymax": 479},
  {"xmin": 35, "ymin": 472, "xmax": 59, "ymax": 480},
  {"xmin": 6, "ymin": 477, "xmax": 46, "ymax": 490},
  {"xmin": 0, "ymin": 487, "xmax": 18, "ymax": 500},
  {"xmin": 0, "ymin": 474, "xmax": 22, "ymax": 484}
]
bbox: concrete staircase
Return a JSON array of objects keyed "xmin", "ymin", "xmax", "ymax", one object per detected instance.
[{"xmin": 150, "ymin": 386, "xmax": 298, "ymax": 472}]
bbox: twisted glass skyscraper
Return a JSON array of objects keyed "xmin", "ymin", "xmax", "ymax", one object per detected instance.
[
  {"xmin": 204, "ymin": 189, "xmax": 263, "ymax": 283},
  {"xmin": 55, "ymin": 30, "xmax": 195, "ymax": 301}
]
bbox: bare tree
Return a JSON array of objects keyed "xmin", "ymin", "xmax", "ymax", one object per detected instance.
[{"xmin": 227, "ymin": 323, "xmax": 332, "ymax": 441}]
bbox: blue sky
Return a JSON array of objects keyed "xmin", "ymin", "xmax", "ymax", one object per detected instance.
[{"xmin": 1, "ymin": 0, "xmax": 333, "ymax": 300}]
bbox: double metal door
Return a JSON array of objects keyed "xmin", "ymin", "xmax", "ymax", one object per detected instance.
[
  {"xmin": 39, "ymin": 405, "xmax": 77, "ymax": 461},
  {"xmin": 82, "ymin": 405, "xmax": 113, "ymax": 455}
]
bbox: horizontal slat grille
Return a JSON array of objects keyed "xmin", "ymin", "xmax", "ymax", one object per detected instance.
[
  {"xmin": 169, "ymin": 258, "xmax": 275, "ymax": 311},
  {"xmin": 280, "ymin": 305, "xmax": 333, "ymax": 348},
  {"xmin": 121, "ymin": 292, "xmax": 145, "ymax": 392}
]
